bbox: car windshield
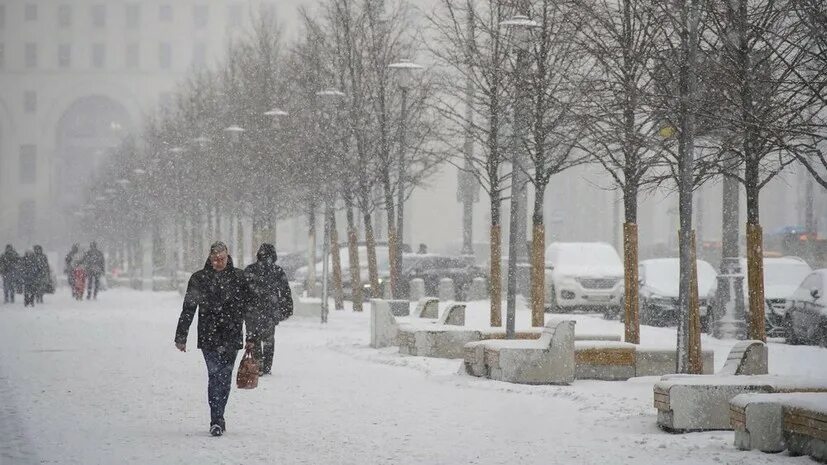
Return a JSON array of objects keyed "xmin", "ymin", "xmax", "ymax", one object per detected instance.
[
  {"xmin": 643, "ymin": 259, "xmax": 717, "ymax": 294},
  {"xmin": 548, "ymin": 243, "xmax": 622, "ymax": 269},
  {"xmin": 403, "ymin": 255, "xmax": 469, "ymax": 272},
  {"xmin": 763, "ymin": 261, "xmax": 811, "ymax": 287}
]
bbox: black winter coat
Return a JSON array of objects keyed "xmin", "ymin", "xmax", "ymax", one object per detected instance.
[
  {"xmin": 0, "ymin": 249, "xmax": 19, "ymax": 277},
  {"xmin": 18, "ymin": 254, "xmax": 41, "ymax": 286},
  {"xmin": 83, "ymin": 248, "xmax": 105, "ymax": 275},
  {"xmin": 175, "ymin": 256, "xmax": 257, "ymax": 351},
  {"xmin": 245, "ymin": 252, "xmax": 293, "ymax": 332}
]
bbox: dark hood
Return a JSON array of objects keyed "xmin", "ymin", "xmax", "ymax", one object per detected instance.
[
  {"xmin": 256, "ymin": 244, "xmax": 278, "ymax": 264},
  {"xmin": 203, "ymin": 255, "xmax": 235, "ymax": 271}
]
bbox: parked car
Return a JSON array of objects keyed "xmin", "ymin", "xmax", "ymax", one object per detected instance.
[
  {"xmin": 739, "ymin": 256, "xmax": 812, "ymax": 338},
  {"xmin": 398, "ymin": 254, "xmax": 487, "ymax": 300},
  {"xmin": 293, "ymin": 245, "xmax": 391, "ymax": 298},
  {"xmin": 785, "ymin": 269, "xmax": 827, "ymax": 346},
  {"xmin": 638, "ymin": 258, "xmax": 717, "ymax": 331},
  {"xmin": 545, "ymin": 242, "xmax": 624, "ymax": 314},
  {"xmin": 278, "ymin": 251, "xmax": 311, "ymax": 282}
]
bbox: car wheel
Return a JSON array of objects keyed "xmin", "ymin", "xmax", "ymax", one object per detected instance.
[
  {"xmin": 639, "ymin": 301, "xmax": 650, "ymax": 326},
  {"xmin": 547, "ymin": 287, "xmax": 561, "ymax": 313},
  {"xmin": 785, "ymin": 315, "xmax": 801, "ymax": 345}
]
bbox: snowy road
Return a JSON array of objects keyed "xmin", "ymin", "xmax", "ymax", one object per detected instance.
[{"xmin": 1, "ymin": 289, "xmax": 824, "ymax": 465}]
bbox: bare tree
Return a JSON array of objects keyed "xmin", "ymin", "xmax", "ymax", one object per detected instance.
[
  {"xmin": 571, "ymin": 0, "xmax": 663, "ymax": 343},
  {"xmin": 650, "ymin": 0, "xmax": 705, "ymax": 373},
  {"xmin": 520, "ymin": 0, "xmax": 592, "ymax": 326},
  {"xmin": 427, "ymin": 0, "xmax": 513, "ymax": 326},
  {"xmin": 701, "ymin": 0, "xmax": 807, "ymax": 341}
]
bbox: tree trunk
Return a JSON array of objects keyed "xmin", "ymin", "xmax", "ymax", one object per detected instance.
[
  {"xmin": 530, "ymin": 186, "xmax": 545, "ymax": 328},
  {"xmin": 675, "ymin": 0, "xmax": 701, "ymax": 374},
  {"xmin": 490, "ymin": 221, "xmax": 502, "ymax": 327},
  {"xmin": 622, "ymin": 184, "xmax": 640, "ymax": 343},
  {"xmin": 345, "ymin": 192, "xmax": 363, "ymax": 312},
  {"xmin": 688, "ymin": 231, "xmax": 703, "ymax": 374},
  {"xmin": 746, "ymin": 183, "xmax": 767, "ymax": 342},
  {"xmin": 383, "ymin": 177, "xmax": 399, "ymax": 300},
  {"xmin": 329, "ymin": 206, "xmax": 345, "ymax": 311},
  {"xmin": 307, "ymin": 203, "xmax": 317, "ymax": 297},
  {"xmin": 363, "ymin": 213, "xmax": 380, "ymax": 298}
]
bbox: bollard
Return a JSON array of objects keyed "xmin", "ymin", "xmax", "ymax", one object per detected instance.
[
  {"xmin": 409, "ymin": 278, "xmax": 426, "ymax": 302},
  {"xmin": 469, "ymin": 277, "xmax": 488, "ymax": 301},
  {"xmin": 438, "ymin": 277, "xmax": 455, "ymax": 301}
]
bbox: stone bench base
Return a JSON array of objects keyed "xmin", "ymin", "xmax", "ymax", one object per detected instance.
[
  {"xmin": 656, "ymin": 376, "xmax": 827, "ymax": 432},
  {"xmin": 730, "ymin": 392, "xmax": 827, "ymax": 461},
  {"xmin": 400, "ymin": 327, "xmax": 621, "ymax": 360}
]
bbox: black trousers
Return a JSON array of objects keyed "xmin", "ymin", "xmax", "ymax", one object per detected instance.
[
  {"xmin": 3, "ymin": 276, "xmax": 14, "ymax": 303},
  {"xmin": 87, "ymin": 273, "xmax": 101, "ymax": 299},
  {"xmin": 253, "ymin": 323, "xmax": 276, "ymax": 374},
  {"xmin": 23, "ymin": 283, "xmax": 35, "ymax": 307}
]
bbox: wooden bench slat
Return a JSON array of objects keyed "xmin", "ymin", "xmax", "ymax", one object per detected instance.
[{"xmin": 576, "ymin": 349, "xmax": 635, "ymax": 366}]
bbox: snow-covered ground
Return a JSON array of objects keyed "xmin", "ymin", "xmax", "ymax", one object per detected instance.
[{"xmin": 1, "ymin": 289, "xmax": 825, "ymax": 465}]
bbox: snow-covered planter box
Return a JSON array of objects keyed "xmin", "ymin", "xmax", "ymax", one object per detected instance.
[{"xmin": 463, "ymin": 318, "xmax": 576, "ymax": 385}]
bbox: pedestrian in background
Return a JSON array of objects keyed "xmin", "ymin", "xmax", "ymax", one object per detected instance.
[
  {"xmin": 0, "ymin": 244, "xmax": 19, "ymax": 304},
  {"xmin": 19, "ymin": 250, "xmax": 39, "ymax": 307},
  {"xmin": 33, "ymin": 245, "xmax": 51, "ymax": 303},
  {"xmin": 83, "ymin": 241, "xmax": 105, "ymax": 300},
  {"xmin": 245, "ymin": 243, "xmax": 293, "ymax": 376}
]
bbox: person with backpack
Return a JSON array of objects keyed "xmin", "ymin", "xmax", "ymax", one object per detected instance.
[
  {"xmin": 174, "ymin": 241, "xmax": 258, "ymax": 437},
  {"xmin": 245, "ymin": 244, "xmax": 293, "ymax": 376}
]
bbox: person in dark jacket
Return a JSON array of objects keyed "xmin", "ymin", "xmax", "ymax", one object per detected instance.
[
  {"xmin": 83, "ymin": 241, "xmax": 105, "ymax": 300},
  {"xmin": 33, "ymin": 245, "xmax": 51, "ymax": 303},
  {"xmin": 0, "ymin": 244, "xmax": 19, "ymax": 304},
  {"xmin": 245, "ymin": 243, "xmax": 293, "ymax": 376},
  {"xmin": 175, "ymin": 241, "xmax": 257, "ymax": 437},
  {"xmin": 19, "ymin": 250, "xmax": 39, "ymax": 307}
]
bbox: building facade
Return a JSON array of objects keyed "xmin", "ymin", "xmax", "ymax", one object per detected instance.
[{"xmin": 0, "ymin": 0, "xmax": 268, "ymax": 249}]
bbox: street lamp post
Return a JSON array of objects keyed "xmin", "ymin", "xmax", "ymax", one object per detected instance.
[
  {"xmin": 263, "ymin": 108, "xmax": 290, "ymax": 246},
  {"xmin": 501, "ymin": 14, "xmax": 539, "ymax": 339},
  {"xmin": 316, "ymin": 88, "xmax": 346, "ymax": 323},
  {"xmin": 388, "ymin": 59, "xmax": 423, "ymax": 298}
]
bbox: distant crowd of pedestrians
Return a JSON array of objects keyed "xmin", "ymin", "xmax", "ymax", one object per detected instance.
[
  {"xmin": 0, "ymin": 241, "xmax": 106, "ymax": 307},
  {"xmin": 0, "ymin": 244, "xmax": 53, "ymax": 307}
]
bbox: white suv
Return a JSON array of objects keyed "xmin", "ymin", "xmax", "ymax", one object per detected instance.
[{"xmin": 545, "ymin": 242, "xmax": 624, "ymax": 314}]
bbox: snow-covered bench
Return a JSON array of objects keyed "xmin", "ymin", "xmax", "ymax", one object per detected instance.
[
  {"xmin": 463, "ymin": 318, "xmax": 576, "ymax": 385},
  {"xmin": 370, "ymin": 299, "xmax": 467, "ymax": 352},
  {"xmin": 730, "ymin": 392, "xmax": 827, "ymax": 461},
  {"xmin": 412, "ymin": 297, "xmax": 439, "ymax": 319},
  {"xmin": 653, "ymin": 341, "xmax": 826, "ymax": 432},
  {"xmin": 387, "ymin": 299, "xmax": 411, "ymax": 317},
  {"xmin": 397, "ymin": 304, "xmax": 470, "ymax": 358},
  {"xmin": 574, "ymin": 341, "xmax": 637, "ymax": 381}
]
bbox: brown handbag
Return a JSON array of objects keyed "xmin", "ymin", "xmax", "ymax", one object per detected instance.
[{"xmin": 236, "ymin": 348, "xmax": 259, "ymax": 389}]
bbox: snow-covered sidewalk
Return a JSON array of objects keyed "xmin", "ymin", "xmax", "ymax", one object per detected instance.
[{"xmin": 1, "ymin": 289, "xmax": 825, "ymax": 465}]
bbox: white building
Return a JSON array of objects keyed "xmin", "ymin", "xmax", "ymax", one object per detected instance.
[{"xmin": 0, "ymin": 0, "xmax": 272, "ymax": 250}]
